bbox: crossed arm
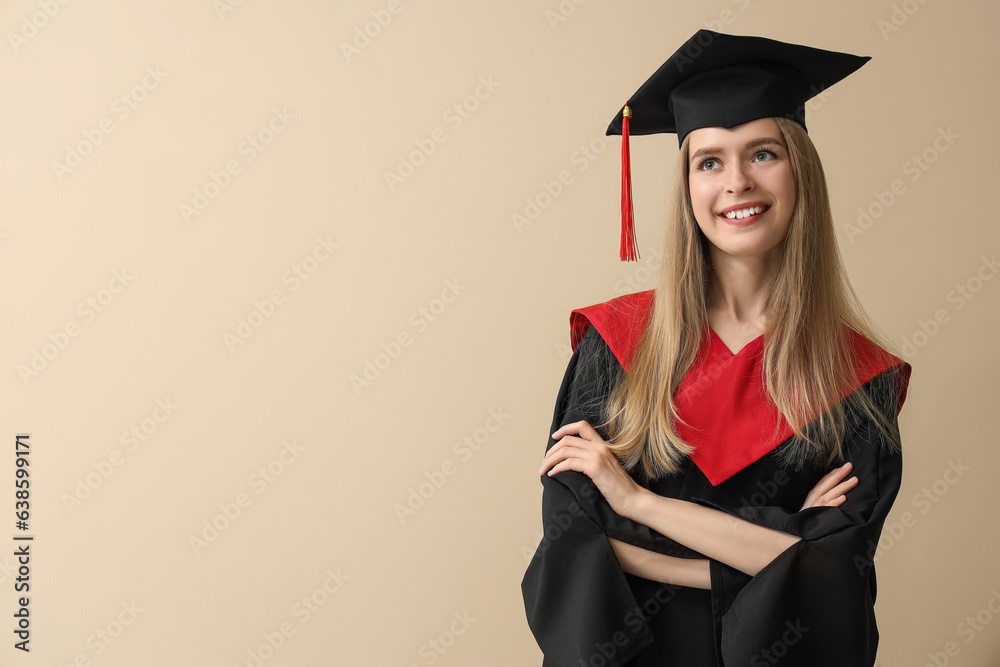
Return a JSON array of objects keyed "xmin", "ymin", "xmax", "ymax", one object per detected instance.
[{"xmin": 538, "ymin": 420, "xmax": 859, "ymax": 590}]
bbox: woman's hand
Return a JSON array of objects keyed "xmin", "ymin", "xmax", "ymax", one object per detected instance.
[
  {"xmin": 800, "ymin": 461, "xmax": 858, "ymax": 510},
  {"xmin": 540, "ymin": 420, "xmax": 650, "ymax": 520}
]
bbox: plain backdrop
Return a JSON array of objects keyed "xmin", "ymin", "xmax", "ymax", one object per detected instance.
[{"xmin": 1, "ymin": 0, "xmax": 998, "ymax": 665}]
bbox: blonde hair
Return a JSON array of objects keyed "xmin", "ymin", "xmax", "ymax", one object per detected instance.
[{"xmin": 600, "ymin": 117, "xmax": 904, "ymax": 480}]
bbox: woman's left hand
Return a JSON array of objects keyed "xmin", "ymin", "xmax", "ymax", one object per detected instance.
[{"xmin": 539, "ymin": 420, "xmax": 650, "ymax": 520}]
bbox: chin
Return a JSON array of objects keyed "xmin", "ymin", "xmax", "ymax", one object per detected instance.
[{"xmin": 710, "ymin": 235, "xmax": 785, "ymax": 259}]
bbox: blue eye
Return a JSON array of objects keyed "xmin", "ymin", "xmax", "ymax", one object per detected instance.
[
  {"xmin": 697, "ymin": 158, "xmax": 719, "ymax": 171},
  {"xmin": 752, "ymin": 150, "xmax": 777, "ymax": 162}
]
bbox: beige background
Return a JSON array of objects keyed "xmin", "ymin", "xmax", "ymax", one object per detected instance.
[{"xmin": 0, "ymin": 0, "xmax": 997, "ymax": 665}]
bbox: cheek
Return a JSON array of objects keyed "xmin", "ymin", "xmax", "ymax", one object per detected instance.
[
  {"xmin": 687, "ymin": 179, "xmax": 714, "ymax": 215},
  {"xmin": 775, "ymin": 177, "xmax": 796, "ymax": 231}
]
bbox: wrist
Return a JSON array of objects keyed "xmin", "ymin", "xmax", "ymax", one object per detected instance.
[{"xmin": 625, "ymin": 487, "xmax": 656, "ymax": 522}]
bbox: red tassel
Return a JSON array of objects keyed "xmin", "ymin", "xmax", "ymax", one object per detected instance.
[{"xmin": 620, "ymin": 103, "xmax": 639, "ymax": 262}]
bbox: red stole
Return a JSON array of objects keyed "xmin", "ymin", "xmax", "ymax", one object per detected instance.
[{"xmin": 570, "ymin": 290, "xmax": 911, "ymax": 485}]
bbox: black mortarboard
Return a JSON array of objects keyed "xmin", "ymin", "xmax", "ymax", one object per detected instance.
[{"xmin": 606, "ymin": 30, "xmax": 870, "ymax": 261}]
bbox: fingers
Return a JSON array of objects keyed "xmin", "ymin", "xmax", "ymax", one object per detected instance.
[
  {"xmin": 543, "ymin": 458, "xmax": 582, "ymax": 478},
  {"xmin": 542, "ymin": 424, "xmax": 613, "ymax": 474},
  {"xmin": 823, "ymin": 461, "xmax": 853, "ymax": 485},
  {"xmin": 821, "ymin": 477, "xmax": 858, "ymax": 507},
  {"xmin": 823, "ymin": 475, "xmax": 859, "ymax": 501},
  {"xmin": 811, "ymin": 462, "xmax": 853, "ymax": 496},
  {"xmin": 539, "ymin": 442, "xmax": 591, "ymax": 476},
  {"xmin": 822, "ymin": 495, "xmax": 845, "ymax": 508},
  {"xmin": 551, "ymin": 420, "xmax": 602, "ymax": 442},
  {"xmin": 800, "ymin": 461, "xmax": 860, "ymax": 510}
]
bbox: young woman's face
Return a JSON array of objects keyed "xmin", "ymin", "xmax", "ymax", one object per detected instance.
[{"xmin": 686, "ymin": 117, "xmax": 796, "ymax": 262}]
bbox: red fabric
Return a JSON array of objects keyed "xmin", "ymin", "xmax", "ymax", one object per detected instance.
[
  {"xmin": 619, "ymin": 105, "xmax": 638, "ymax": 262},
  {"xmin": 570, "ymin": 290, "xmax": 654, "ymax": 372},
  {"xmin": 570, "ymin": 291, "xmax": 912, "ymax": 485}
]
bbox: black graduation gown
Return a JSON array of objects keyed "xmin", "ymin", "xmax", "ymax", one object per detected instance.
[{"xmin": 521, "ymin": 324, "xmax": 910, "ymax": 666}]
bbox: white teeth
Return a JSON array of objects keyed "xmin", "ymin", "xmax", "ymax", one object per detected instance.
[{"xmin": 724, "ymin": 205, "xmax": 765, "ymax": 220}]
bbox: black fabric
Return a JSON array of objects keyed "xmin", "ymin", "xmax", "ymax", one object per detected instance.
[
  {"xmin": 605, "ymin": 30, "xmax": 870, "ymax": 145},
  {"xmin": 522, "ymin": 325, "xmax": 906, "ymax": 666}
]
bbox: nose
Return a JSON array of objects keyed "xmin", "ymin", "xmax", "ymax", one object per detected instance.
[{"xmin": 724, "ymin": 163, "xmax": 753, "ymax": 194}]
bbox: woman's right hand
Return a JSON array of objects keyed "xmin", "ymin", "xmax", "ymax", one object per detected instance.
[{"xmin": 800, "ymin": 461, "xmax": 858, "ymax": 510}]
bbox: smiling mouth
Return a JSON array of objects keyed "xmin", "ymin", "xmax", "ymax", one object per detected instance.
[{"xmin": 720, "ymin": 204, "xmax": 770, "ymax": 220}]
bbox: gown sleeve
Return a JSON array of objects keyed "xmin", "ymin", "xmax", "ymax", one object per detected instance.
[
  {"xmin": 521, "ymin": 322, "xmax": 912, "ymax": 666},
  {"xmin": 521, "ymin": 325, "xmax": 684, "ymax": 666},
  {"xmin": 696, "ymin": 364, "xmax": 911, "ymax": 666}
]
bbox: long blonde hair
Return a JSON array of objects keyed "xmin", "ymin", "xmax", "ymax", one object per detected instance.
[{"xmin": 601, "ymin": 117, "xmax": 904, "ymax": 480}]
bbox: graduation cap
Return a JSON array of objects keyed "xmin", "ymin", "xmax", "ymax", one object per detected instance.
[{"xmin": 606, "ymin": 30, "xmax": 870, "ymax": 261}]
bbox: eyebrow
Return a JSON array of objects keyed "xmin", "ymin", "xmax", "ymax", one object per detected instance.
[{"xmin": 690, "ymin": 137, "xmax": 785, "ymax": 162}]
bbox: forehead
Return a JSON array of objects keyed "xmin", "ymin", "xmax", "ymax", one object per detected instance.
[{"xmin": 686, "ymin": 118, "xmax": 784, "ymax": 153}]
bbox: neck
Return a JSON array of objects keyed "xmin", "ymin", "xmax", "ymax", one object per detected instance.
[{"xmin": 706, "ymin": 244, "xmax": 782, "ymax": 325}]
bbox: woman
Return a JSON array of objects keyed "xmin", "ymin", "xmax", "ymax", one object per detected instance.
[{"xmin": 522, "ymin": 31, "xmax": 912, "ymax": 667}]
